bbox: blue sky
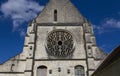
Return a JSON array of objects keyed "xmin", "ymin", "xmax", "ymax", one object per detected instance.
[{"xmin": 0, "ymin": 0, "xmax": 120, "ymax": 64}]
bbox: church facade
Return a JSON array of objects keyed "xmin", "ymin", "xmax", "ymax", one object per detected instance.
[{"xmin": 0, "ymin": 0, "xmax": 106, "ymax": 76}]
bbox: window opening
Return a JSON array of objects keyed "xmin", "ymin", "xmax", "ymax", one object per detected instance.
[
  {"xmin": 37, "ymin": 66, "xmax": 47, "ymax": 76},
  {"xmin": 54, "ymin": 10, "xmax": 57, "ymax": 21},
  {"xmin": 75, "ymin": 65, "xmax": 85, "ymax": 76}
]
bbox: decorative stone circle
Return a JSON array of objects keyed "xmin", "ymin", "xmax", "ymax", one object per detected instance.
[{"xmin": 46, "ymin": 29, "xmax": 74, "ymax": 57}]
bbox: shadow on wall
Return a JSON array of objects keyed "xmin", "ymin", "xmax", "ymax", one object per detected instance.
[{"xmin": 92, "ymin": 45, "xmax": 120, "ymax": 76}]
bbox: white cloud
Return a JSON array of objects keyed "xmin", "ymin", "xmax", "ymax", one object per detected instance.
[
  {"xmin": 0, "ymin": 0, "xmax": 44, "ymax": 36},
  {"xmin": 18, "ymin": 29, "xmax": 26, "ymax": 37},
  {"xmin": 94, "ymin": 18, "xmax": 120, "ymax": 34},
  {"xmin": 93, "ymin": 25, "xmax": 104, "ymax": 34},
  {"xmin": 103, "ymin": 18, "xmax": 120, "ymax": 28}
]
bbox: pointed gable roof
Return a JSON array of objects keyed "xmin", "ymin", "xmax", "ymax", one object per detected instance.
[{"xmin": 36, "ymin": 0, "xmax": 85, "ymax": 24}]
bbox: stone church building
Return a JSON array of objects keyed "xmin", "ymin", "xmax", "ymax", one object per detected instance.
[{"xmin": 0, "ymin": 0, "xmax": 107, "ymax": 76}]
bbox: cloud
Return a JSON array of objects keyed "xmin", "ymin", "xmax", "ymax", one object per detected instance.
[
  {"xmin": 103, "ymin": 18, "xmax": 120, "ymax": 28},
  {"xmin": 0, "ymin": 0, "xmax": 44, "ymax": 36},
  {"xmin": 18, "ymin": 29, "xmax": 26, "ymax": 37},
  {"xmin": 94, "ymin": 18, "xmax": 120, "ymax": 34},
  {"xmin": 93, "ymin": 25, "xmax": 104, "ymax": 34}
]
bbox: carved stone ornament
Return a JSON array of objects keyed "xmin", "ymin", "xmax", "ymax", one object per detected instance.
[{"xmin": 46, "ymin": 29, "xmax": 75, "ymax": 58}]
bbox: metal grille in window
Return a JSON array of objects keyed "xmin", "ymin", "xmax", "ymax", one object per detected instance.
[{"xmin": 75, "ymin": 65, "xmax": 85, "ymax": 76}]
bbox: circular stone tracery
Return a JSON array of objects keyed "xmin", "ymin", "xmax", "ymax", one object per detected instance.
[{"xmin": 46, "ymin": 29, "xmax": 74, "ymax": 57}]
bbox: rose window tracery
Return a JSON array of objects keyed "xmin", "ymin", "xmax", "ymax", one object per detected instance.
[{"xmin": 46, "ymin": 29, "xmax": 74, "ymax": 57}]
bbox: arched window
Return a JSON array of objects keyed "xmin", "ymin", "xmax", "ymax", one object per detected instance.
[
  {"xmin": 75, "ymin": 65, "xmax": 85, "ymax": 76},
  {"xmin": 37, "ymin": 66, "xmax": 47, "ymax": 76},
  {"xmin": 54, "ymin": 10, "xmax": 57, "ymax": 21}
]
